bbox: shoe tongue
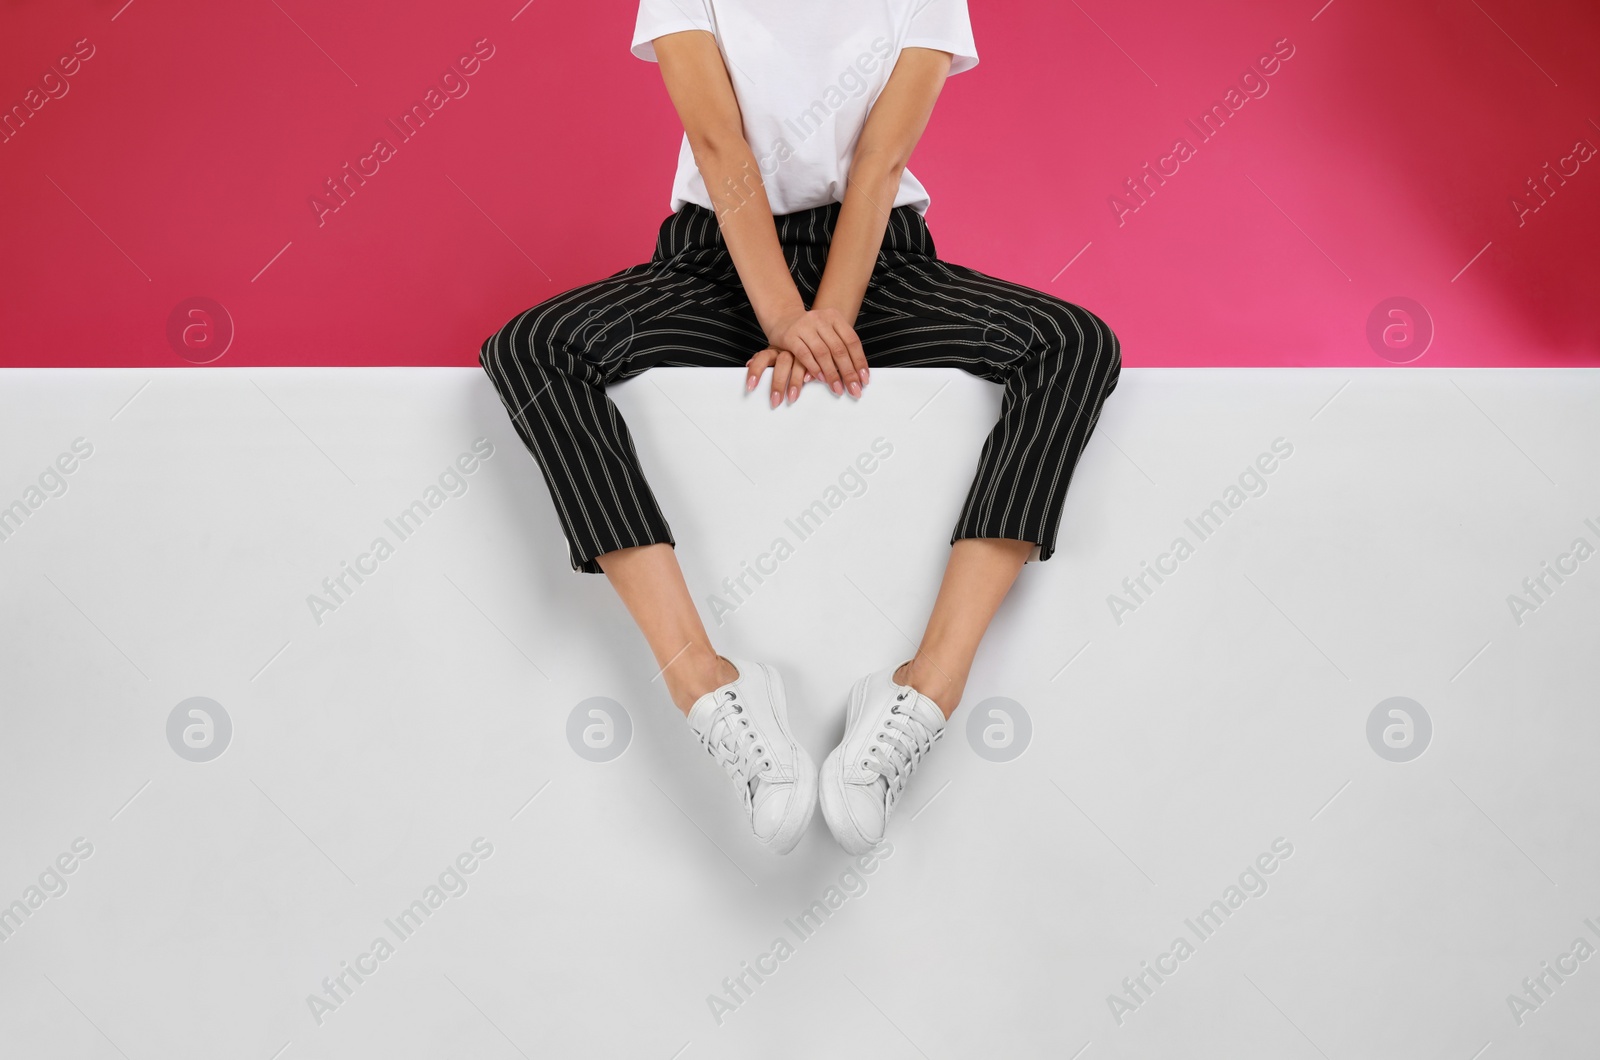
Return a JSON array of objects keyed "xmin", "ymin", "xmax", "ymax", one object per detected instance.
[
  {"xmin": 688, "ymin": 691, "xmax": 748, "ymax": 743},
  {"xmin": 902, "ymin": 692, "xmax": 947, "ymax": 732},
  {"xmin": 685, "ymin": 692, "xmax": 724, "ymax": 737},
  {"xmin": 685, "ymin": 694, "xmax": 773, "ymax": 799}
]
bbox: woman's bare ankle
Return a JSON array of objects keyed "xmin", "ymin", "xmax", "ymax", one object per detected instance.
[
  {"xmin": 666, "ymin": 643, "xmax": 738, "ymax": 715},
  {"xmin": 895, "ymin": 654, "xmax": 964, "ymax": 719}
]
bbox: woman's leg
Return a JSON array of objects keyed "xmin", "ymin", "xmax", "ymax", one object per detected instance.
[
  {"xmin": 597, "ymin": 543, "xmax": 736, "ymax": 715},
  {"xmin": 478, "ymin": 206, "xmax": 766, "ymax": 705},
  {"xmin": 895, "ymin": 537, "xmax": 1033, "ymax": 718},
  {"xmin": 852, "ymin": 207, "xmax": 1122, "ymax": 718}
]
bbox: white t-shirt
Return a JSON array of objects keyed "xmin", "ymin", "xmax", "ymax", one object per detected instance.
[{"xmin": 631, "ymin": 0, "xmax": 978, "ymax": 216}]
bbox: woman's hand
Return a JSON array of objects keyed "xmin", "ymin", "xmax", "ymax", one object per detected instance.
[
  {"xmin": 745, "ymin": 347, "xmax": 807, "ymax": 408},
  {"xmin": 756, "ymin": 307, "xmax": 869, "ymax": 403}
]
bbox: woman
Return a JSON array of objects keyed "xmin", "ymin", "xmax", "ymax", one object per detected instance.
[{"xmin": 479, "ymin": 0, "xmax": 1120, "ymax": 857}]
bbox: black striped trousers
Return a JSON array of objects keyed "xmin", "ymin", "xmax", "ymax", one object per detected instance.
[{"xmin": 479, "ymin": 202, "xmax": 1121, "ymax": 574}]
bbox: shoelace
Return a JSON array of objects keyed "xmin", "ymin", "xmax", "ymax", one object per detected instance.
[
  {"xmin": 862, "ymin": 690, "xmax": 943, "ymax": 808},
  {"xmin": 698, "ymin": 689, "xmax": 774, "ymax": 809}
]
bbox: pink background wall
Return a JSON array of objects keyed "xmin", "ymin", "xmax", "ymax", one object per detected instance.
[{"xmin": 1, "ymin": 0, "xmax": 1596, "ymax": 368}]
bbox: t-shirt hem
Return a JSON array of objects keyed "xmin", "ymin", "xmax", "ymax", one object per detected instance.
[
  {"xmin": 672, "ymin": 197, "xmax": 934, "ymax": 216},
  {"xmin": 631, "ymin": 20, "xmax": 716, "ymax": 62},
  {"xmin": 901, "ymin": 38, "xmax": 979, "ymax": 75}
]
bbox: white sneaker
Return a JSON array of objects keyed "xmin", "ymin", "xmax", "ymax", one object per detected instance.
[
  {"xmin": 819, "ymin": 662, "xmax": 947, "ymax": 854},
  {"xmin": 685, "ymin": 656, "xmax": 817, "ymax": 855}
]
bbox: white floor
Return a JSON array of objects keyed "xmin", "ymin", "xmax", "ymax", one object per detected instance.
[{"xmin": 0, "ymin": 367, "xmax": 1596, "ymax": 1060}]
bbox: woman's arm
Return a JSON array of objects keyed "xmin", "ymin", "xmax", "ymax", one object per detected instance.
[
  {"xmin": 653, "ymin": 31, "xmax": 862, "ymax": 406},
  {"xmin": 812, "ymin": 47, "xmax": 953, "ymax": 329}
]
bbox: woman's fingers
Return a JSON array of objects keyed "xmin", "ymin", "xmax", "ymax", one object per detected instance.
[
  {"xmin": 750, "ymin": 347, "xmax": 797, "ymax": 407},
  {"xmin": 839, "ymin": 321, "xmax": 869, "ymax": 390},
  {"xmin": 787, "ymin": 340, "xmax": 825, "ymax": 382},
  {"xmin": 794, "ymin": 333, "xmax": 835, "ymax": 400},
  {"xmin": 770, "ymin": 319, "xmax": 826, "ymax": 382},
  {"xmin": 777, "ymin": 334, "xmax": 819, "ymax": 400},
  {"xmin": 785, "ymin": 349, "xmax": 811, "ymax": 405},
  {"xmin": 826, "ymin": 321, "xmax": 865, "ymax": 397},
  {"xmin": 805, "ymin": 315, "xmax": 867, "ymax": 398},
  {"xmin": 746, "ymin": 348, "xmax": 776, "ymax": 393},
  {"xmin": 750, "ymin": 331, "xmax": 858, "ymax": 408},
  {"xmin": 752, "ymin": 346, "xmax": 833, "ymax": 407},
  {"xmin": 819, "ymin": 325, "xmax": 854, "ymax": 397},
  {"xmin": 771, "ymin": 349, "xmax": 797, "ymax": 408},
  {"xmin": 806, "ymin": 321, "xmax": 848, "ymax": 396},
  {"xmin": 766, "ymin": 313, "xmax": 871, "ymax": 398}
]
